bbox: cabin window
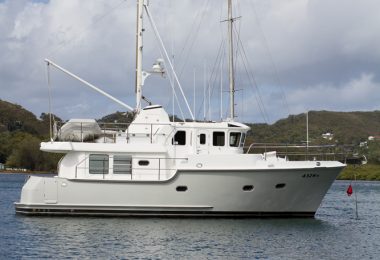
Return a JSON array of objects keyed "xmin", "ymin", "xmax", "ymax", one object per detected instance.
[
  {"xmin": 172, "ymin": 130, "xmax": 186, "ymax": 145},
  {"xmin": 89, "ymin": 154, "xmax": 109, "ymax": 174},
  {"xmin": 213, "ymin": 132, "xmax": 225, "ymax": 146},
  {"xmin": 243, "ymin": 185, "xmax": 254, "ymax": 191},
  {"xmin": 240, "ymin": 133, "xmax": 246, "ymax": 147},
  {"xmin": 138, "ymin": 160, "xmax": 150, "ymax": 166},
  {"xmin": 230, "ymin": 132, "xmax": 241, "ymax": 147},
  {"xmin": 200, "ymin": 134, "xmax": 206, "ymax": 145},
  {"xmin": 176, "ymin": 186, "xmax": 188, "ymax": 192},
  {"xmin": 113, "ymin": 155, "xmax": 132, "ymax": 174}
]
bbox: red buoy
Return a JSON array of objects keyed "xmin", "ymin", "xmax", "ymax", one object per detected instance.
[{"xmin": 347, "ymin": 184, "xmax": 353, "ymax": 196}]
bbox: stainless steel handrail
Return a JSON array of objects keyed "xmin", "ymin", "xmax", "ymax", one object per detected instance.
[
  {"xmin": 245, "ymin": 142, "xmax": 353, "ymax": 161},
  {"xmin": 75, "ymin": 156, "xmax": 89, "ymax": 178},
  {"xmin": 74, "ymin": 156, "xmax": 188, "ymax": 180},
  {"xmin": 55, "ymin": 120, "xmax": 176, "ymax": 144}
]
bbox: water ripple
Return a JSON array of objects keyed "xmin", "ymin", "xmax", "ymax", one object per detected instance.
[{"xmin": 1, "ymin": 175, "xmax": 379, "ymax": 259}]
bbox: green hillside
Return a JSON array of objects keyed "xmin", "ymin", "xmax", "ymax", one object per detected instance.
[
  {"xmin": 98, "ymin": 111, "xmax": 135, "ymax": 124},
  {"xmin": 0, "ymin": 99, "xmax": 48, "ymax": 136},
  {"xmin": 0, "ymin": 100, "xmax": 61, "ymax": 170},
  {"xmin": 1, "ymin": 99, "xmax": 380, "ymax": 178},
  {"xmin": 248, "ymin": 110, "xmax": 380, "ymax": 144}
]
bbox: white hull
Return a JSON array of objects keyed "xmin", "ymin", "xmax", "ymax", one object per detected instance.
[{"xmin": 15, "ymin": 166, "xmax": 343, "ymax": 217}]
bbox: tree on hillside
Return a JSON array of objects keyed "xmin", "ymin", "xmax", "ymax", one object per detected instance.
[
  {"xmin": 7, "ymin": 136, "xmax": 41, "ymax": 170},
  {"xmin": 6, "ymin": 134, "xmax": 61, "ymax": 171},
  {"xmin": 98, "ymin": 111, "xmax": 135, "ymax": 124},
  {"xmin": 0, "ymin": 132, "xmax": 34, "ymax": 164},
  {"xmin": 367, "ymin": 141, "xmax": 380, "ymax": 164},
  {"xmin": 39, "ymin": 113, "xmax": 63, "ymax": 123},
  {"xmin": 0, "ymin": 133, "xmax": 12, "ymax": 163}
]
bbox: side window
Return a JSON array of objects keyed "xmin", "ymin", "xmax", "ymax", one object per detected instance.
[
  {"xmin": 213, "ymin": 132, "xmax": 225, "ymax": 146},
  {"xmin": 172, "ymin": 130, "xmax": 186, "ymax": 145},
  {"xmin": 138, "ymin": 160, "xmax": 150, "ymax": 166},
  {"xmin": 230, "ymin": 132, "xmax": 241, "ymax": 147},
  {"xmin": 89, "ymin": 154, "xmax": 109, "ymax": 174},
  {"xmin": 200, "ymin": 134, "xmax": 206, "ymax": 145},
  {"xmin": 113, "ymin": 155, "xmax": 132, "ymax": 174},
  {"xmin": 240, "ymin": 133, "xmax": 246, "ymax": 147}
]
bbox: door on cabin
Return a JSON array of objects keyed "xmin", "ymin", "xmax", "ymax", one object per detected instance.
[
  {"xmin": 44, "ymin": 178, "xmax": 58, "ymax": 204},
  {"xmin": 196, "ymin": 131, "xmax": 209, "ymax": 154}
]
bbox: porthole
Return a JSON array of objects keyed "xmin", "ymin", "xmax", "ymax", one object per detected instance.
[
  {"xmin": 243, "ymin": 185, "xmax": 254, "ymax": 191},
  {"xmin": 275, "ymin": 183, "xmax": 286, "ymax": 189},
  {"xmin": 176, "ymin": 186, "xmax": 188, "ymax": 192},
  {"xmin": 138, "ymin": 160, "xmax": 150, "ymax": 166}
]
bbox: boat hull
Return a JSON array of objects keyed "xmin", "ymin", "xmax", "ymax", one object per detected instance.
[{"xmin": 15, "ymin": 166, "xmax": 343, "ymax": 217}]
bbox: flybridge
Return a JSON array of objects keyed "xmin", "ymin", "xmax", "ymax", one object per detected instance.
[{"xmin": 45, "ymin": 105, "xmax": 249, "ymax": 154}]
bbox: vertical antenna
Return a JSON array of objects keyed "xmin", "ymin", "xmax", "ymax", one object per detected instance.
[
  {"xmin": 241, "ymin": 89, "xmax": 244, "ymax": 122},
  {"xmin": 228, "ymin": 0, "xmax": 235, "ymax": 120},
  {"xmin": 203, "ymin": 62, "xmax": 206, "ymax": 121},
  {"xmin": 172, "ymin": 79, "xmax": 175, "ymax": 121},
  {"xmin": 208, "ymin": 75, "xmax": 211, "ymax": 120},
  {"xmin": 220, "ymin": 62, "xmax": 223, "ymax": 121},
  {"xmin": 135, "ymin": 0, "xmax": 144, "ymax": 112},
  {"xmin": 170, "ymin": 0, "xmax": 174, "ymax": 121},
  {"xmin": 171, "ymin": 54, "xmax": 175, "ymax": 122},
  {"xmin": 193, "ymin": 68, "xmax": 196, "ymax": 121},
  {"xmin": 306, "ymin": 110, "xmax": 309, "ymax": 159}
]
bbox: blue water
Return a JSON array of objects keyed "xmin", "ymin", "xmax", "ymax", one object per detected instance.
[{"xmin": 1, "ymin": 174, "xmax": 379, "ymax": 259}]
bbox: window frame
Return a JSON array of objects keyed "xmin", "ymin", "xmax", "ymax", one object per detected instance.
[
  {"xmin": 113, "ymin": 155, "xmax": 132, "ymax": 174},
  {"xmin": 199, "ymin": 133, "xmax": 206, "ymax": 145},
  {"xmin": 240, "ymin": 133, "xmax": 246, "ymax": 148},
  {"xmin": 138, "ymin": 160, "xmax": 150, "ymax": 166},
  {"xmin": 89, "ymin": 154, "xmax": 109, "ymax": 175},
  {"xmin": 172, "ymin": 130, "xmax": 186, "ymax": 145},
  {"xmin": 229, "ymin": 132, "xmax": 241, "ymax": 147},
  {"xmin": 213, "ymin": 131, "xmax": 225, "ymax": 146}
]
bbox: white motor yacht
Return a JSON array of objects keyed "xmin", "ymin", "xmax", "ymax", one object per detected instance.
[{"xmin": 15, "ymin": 0, "xmax": 345, "ymax": 217}]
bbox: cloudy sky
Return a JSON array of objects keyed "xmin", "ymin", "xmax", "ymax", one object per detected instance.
[{"xmin": 1, "ymin": 0, "xmax": 380, "ymax": 124}]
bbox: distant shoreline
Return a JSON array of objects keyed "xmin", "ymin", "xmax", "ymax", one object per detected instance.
[
  {"xmin": 0, "ymin": 170, "xmax": 55, "ymax": 175},
  {"xmin": 338, "ymin": 164, "xmax": 380, "ymax": 181}
]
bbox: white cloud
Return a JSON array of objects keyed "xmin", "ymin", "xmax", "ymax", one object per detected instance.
[
  {"xmin": 288, "ymin": 73, "xmax": 380, "ymax": 113},
  {"xmin": 10, "ymin": 2, "xmax": 43, "ymax": 40},
  {"xmin": 0, "ymin": 0, "xmax": 380, "ymax": 123}
]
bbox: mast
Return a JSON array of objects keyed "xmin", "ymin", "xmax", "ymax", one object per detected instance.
[
  {"xmin": 227, "ymin": 0, "xmax": 235, "ymax": 120},
  {"xmin": 135, "ymin": 0, "xmax": 144, "ymax": 112}
]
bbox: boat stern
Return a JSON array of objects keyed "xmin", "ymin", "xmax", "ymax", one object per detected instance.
[{"xmin": 14, "ymin": 175, "xmax": 56, "ymax": 214}]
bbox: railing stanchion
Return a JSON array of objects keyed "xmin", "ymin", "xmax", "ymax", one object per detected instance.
[
  {"xmin": 158, "ymin": 158, "xmax": 161, "ymax": 180},
  {"xmin": 286, "ymin": 143, "xmax": 288, "ymax": 160},
  {"xmin": 150, "ymin": 124, "xmax": 153, "ymax": 143},
  {"xmin": 128, "ymin": 127, "xmax": 130, "ymax": 143},
  {"xmin": 265, "ymin": 144, "xmax": 267, "ymax": 159},
  {"xmin": 104, "ymin": 124, "xmax": 106, "ymax": 143}
]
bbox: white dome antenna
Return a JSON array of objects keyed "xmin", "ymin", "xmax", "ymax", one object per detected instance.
[{"xmin": 152, "ymin": 58, "xmax": 165, "ymax": 76}]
